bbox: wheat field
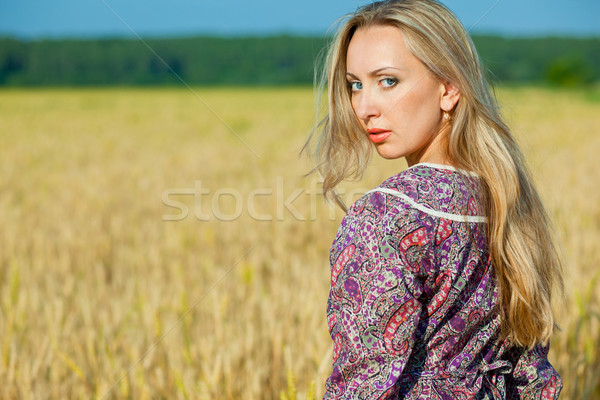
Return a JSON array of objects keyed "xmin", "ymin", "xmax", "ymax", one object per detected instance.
[{"xmin": 0, "ymin": 86, "xmax": 598, "ymax": 399}]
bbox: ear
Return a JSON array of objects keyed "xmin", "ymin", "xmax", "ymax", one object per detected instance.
[{"xmin": 440, "ymin": 81, "xmax": 460, "ymax": 112}]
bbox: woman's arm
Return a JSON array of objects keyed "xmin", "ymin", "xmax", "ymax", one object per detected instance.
[
  {"xmin": 505, "ymin": 344, "xmax": 562, "ymax": 399},
  {"xmin": 324, "ymin": 191, "xmax": 432, "ymax": 399}
]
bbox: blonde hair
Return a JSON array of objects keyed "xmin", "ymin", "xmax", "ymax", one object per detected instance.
[{"xmin": 302, "ymin": 0, "xmax": 563, "ymax": 348}]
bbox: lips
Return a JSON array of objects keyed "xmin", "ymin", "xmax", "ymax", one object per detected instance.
[{"xmin": 367, "ymin": 128, "xmax": 392, "ymax": 144}]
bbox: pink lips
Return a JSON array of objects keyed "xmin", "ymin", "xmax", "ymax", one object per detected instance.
[{"xmin": 367, "ymin": 128, "xmax": 392, "ymax": 144}]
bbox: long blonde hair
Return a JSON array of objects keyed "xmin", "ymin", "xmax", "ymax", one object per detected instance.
[{"xmin": 302, "ymin": 0, "xmax": 563, "ymax": 348}]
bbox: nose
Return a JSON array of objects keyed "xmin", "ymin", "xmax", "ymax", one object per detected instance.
[{"xmin": 353, "ymin": 89, "xmax": 380, "ymax": 123}]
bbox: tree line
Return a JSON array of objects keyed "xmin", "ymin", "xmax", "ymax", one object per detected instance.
[{"xmin": 0, "ymin": 35, "xmax": 597, "ymax": 87}]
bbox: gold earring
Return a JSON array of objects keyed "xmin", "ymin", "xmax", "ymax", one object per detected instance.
[{"xmin": 443, "ymin": 111, "xmax": 451, "ymax": 121}]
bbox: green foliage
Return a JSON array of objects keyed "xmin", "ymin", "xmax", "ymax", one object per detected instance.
[
  {"xmin": 0, "ymin": 35, "xmax": 598, "ymax": 86},
  {"xmin": 472, "ymin": 35, "xmax": 599, "ymax": 87},
  {"xmin": 545, "ymin": 56, "xmax": 594, "ymax": 87},
  {"xmin": 0, "ymin": 35, "xmax": 328, "ymax": 86}
]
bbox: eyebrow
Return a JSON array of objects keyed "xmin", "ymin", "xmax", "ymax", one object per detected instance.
[{"xmin": 346, "ymin": 66, "xmax": 404, "ymax": 79}]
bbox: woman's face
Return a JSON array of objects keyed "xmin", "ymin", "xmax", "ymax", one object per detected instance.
[{"xmin": 345, "ymin": 24, "xmax": 457, "ymax": 166}]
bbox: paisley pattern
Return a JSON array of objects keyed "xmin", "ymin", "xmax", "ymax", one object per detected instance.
[{"xmin": 324, "ymin": 163, "xmax": 562, "ymax": 399}]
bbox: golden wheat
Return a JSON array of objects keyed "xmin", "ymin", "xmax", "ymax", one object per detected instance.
[{"xmin": 0, "ymin": 86, "xmax": 598, "ymax": 399}]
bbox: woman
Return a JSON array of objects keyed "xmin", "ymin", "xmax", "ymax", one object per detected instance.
[{"xmin": 302, "ymin": 0, "xmax": 564, "ymax": 398}]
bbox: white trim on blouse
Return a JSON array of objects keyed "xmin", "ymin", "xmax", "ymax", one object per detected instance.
[{"xmin": 365, "ymin": 187, "xmax": 487, "ymax": 224}]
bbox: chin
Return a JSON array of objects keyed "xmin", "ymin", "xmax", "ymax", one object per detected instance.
[{"xmin": 375, "ymin": 148, "xmax": 404, "ymax": 160}]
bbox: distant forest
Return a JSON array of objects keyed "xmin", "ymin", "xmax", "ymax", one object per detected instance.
[{"xmin": 0, "ymin": 35, "xmax": 598, "ymax": 87}]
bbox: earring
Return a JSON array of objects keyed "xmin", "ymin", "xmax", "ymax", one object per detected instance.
[{"xmin": 443, "ymin": 111, "xmax": 452, "ymax": 121}]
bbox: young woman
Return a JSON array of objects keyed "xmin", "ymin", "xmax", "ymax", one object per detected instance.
[{"xmin": 303, "ymin": 0, "xmax": 564, "ymax": 398}]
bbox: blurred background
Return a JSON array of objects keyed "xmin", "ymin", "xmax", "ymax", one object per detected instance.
[
  {"xmin": 1, "ymin": 0, "xmax": 599, "ymax": 87},
  {"xmin": 0, "ymin": 1, "xmax": 599, "ymax": 399}
]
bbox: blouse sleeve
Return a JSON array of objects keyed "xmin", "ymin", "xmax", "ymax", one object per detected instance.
[
  {"xmin": 505, "ymin": 344, "xmax": 563, "ymax": 399},
  {"xmin": 324, "ymin": 191, "xmax": 434, "ymax": 399}
]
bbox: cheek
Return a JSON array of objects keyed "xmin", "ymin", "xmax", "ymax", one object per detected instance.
[
  {"xmin": 350, "ymin": 98, "xmax": 366, "ymax": 127},
  {"xmin": 405, "ymin": 89, "xmax": 441, "ymax": 130},
  {"xmin": 350, "ymin": 96, "xmax": 359, "ymax": 115}
]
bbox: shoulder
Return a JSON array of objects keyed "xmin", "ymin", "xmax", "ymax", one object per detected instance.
[{"xmin": 351, "ymin": 162, "xmax": 485, "ymax": 224}]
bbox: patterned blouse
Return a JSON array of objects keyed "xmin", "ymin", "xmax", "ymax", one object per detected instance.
[{"xmin": 324, "ymin": 163, "xmax": 562, "ymax": 399}]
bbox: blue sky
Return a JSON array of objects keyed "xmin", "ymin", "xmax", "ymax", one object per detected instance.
[{"xmin": 0, "ymin": 0, "xmax": 599, "ymax": 39}]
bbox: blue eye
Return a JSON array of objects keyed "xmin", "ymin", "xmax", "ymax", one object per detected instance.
[
  {"xmin": 350, "ymin": 81, "xmax": 363, "ymax": 91},
  {"xmin": 381, "ymin": 78, "xmax": 397, "ymax": 88}
]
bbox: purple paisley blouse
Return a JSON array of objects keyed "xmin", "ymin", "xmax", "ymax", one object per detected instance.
[{"xmin": 324, "ymin": 163, "xmax": 562, "ymax": 399}]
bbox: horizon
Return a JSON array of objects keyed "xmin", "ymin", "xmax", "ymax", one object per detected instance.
[{"xmin": 2, "ymin": 31, "xmax": 599, "ymax": 42}]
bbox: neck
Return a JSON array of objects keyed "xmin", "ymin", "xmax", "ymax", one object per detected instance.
[{"xmin": 405, "ymin": 128, "xmax": 453, "ymax": 167}]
